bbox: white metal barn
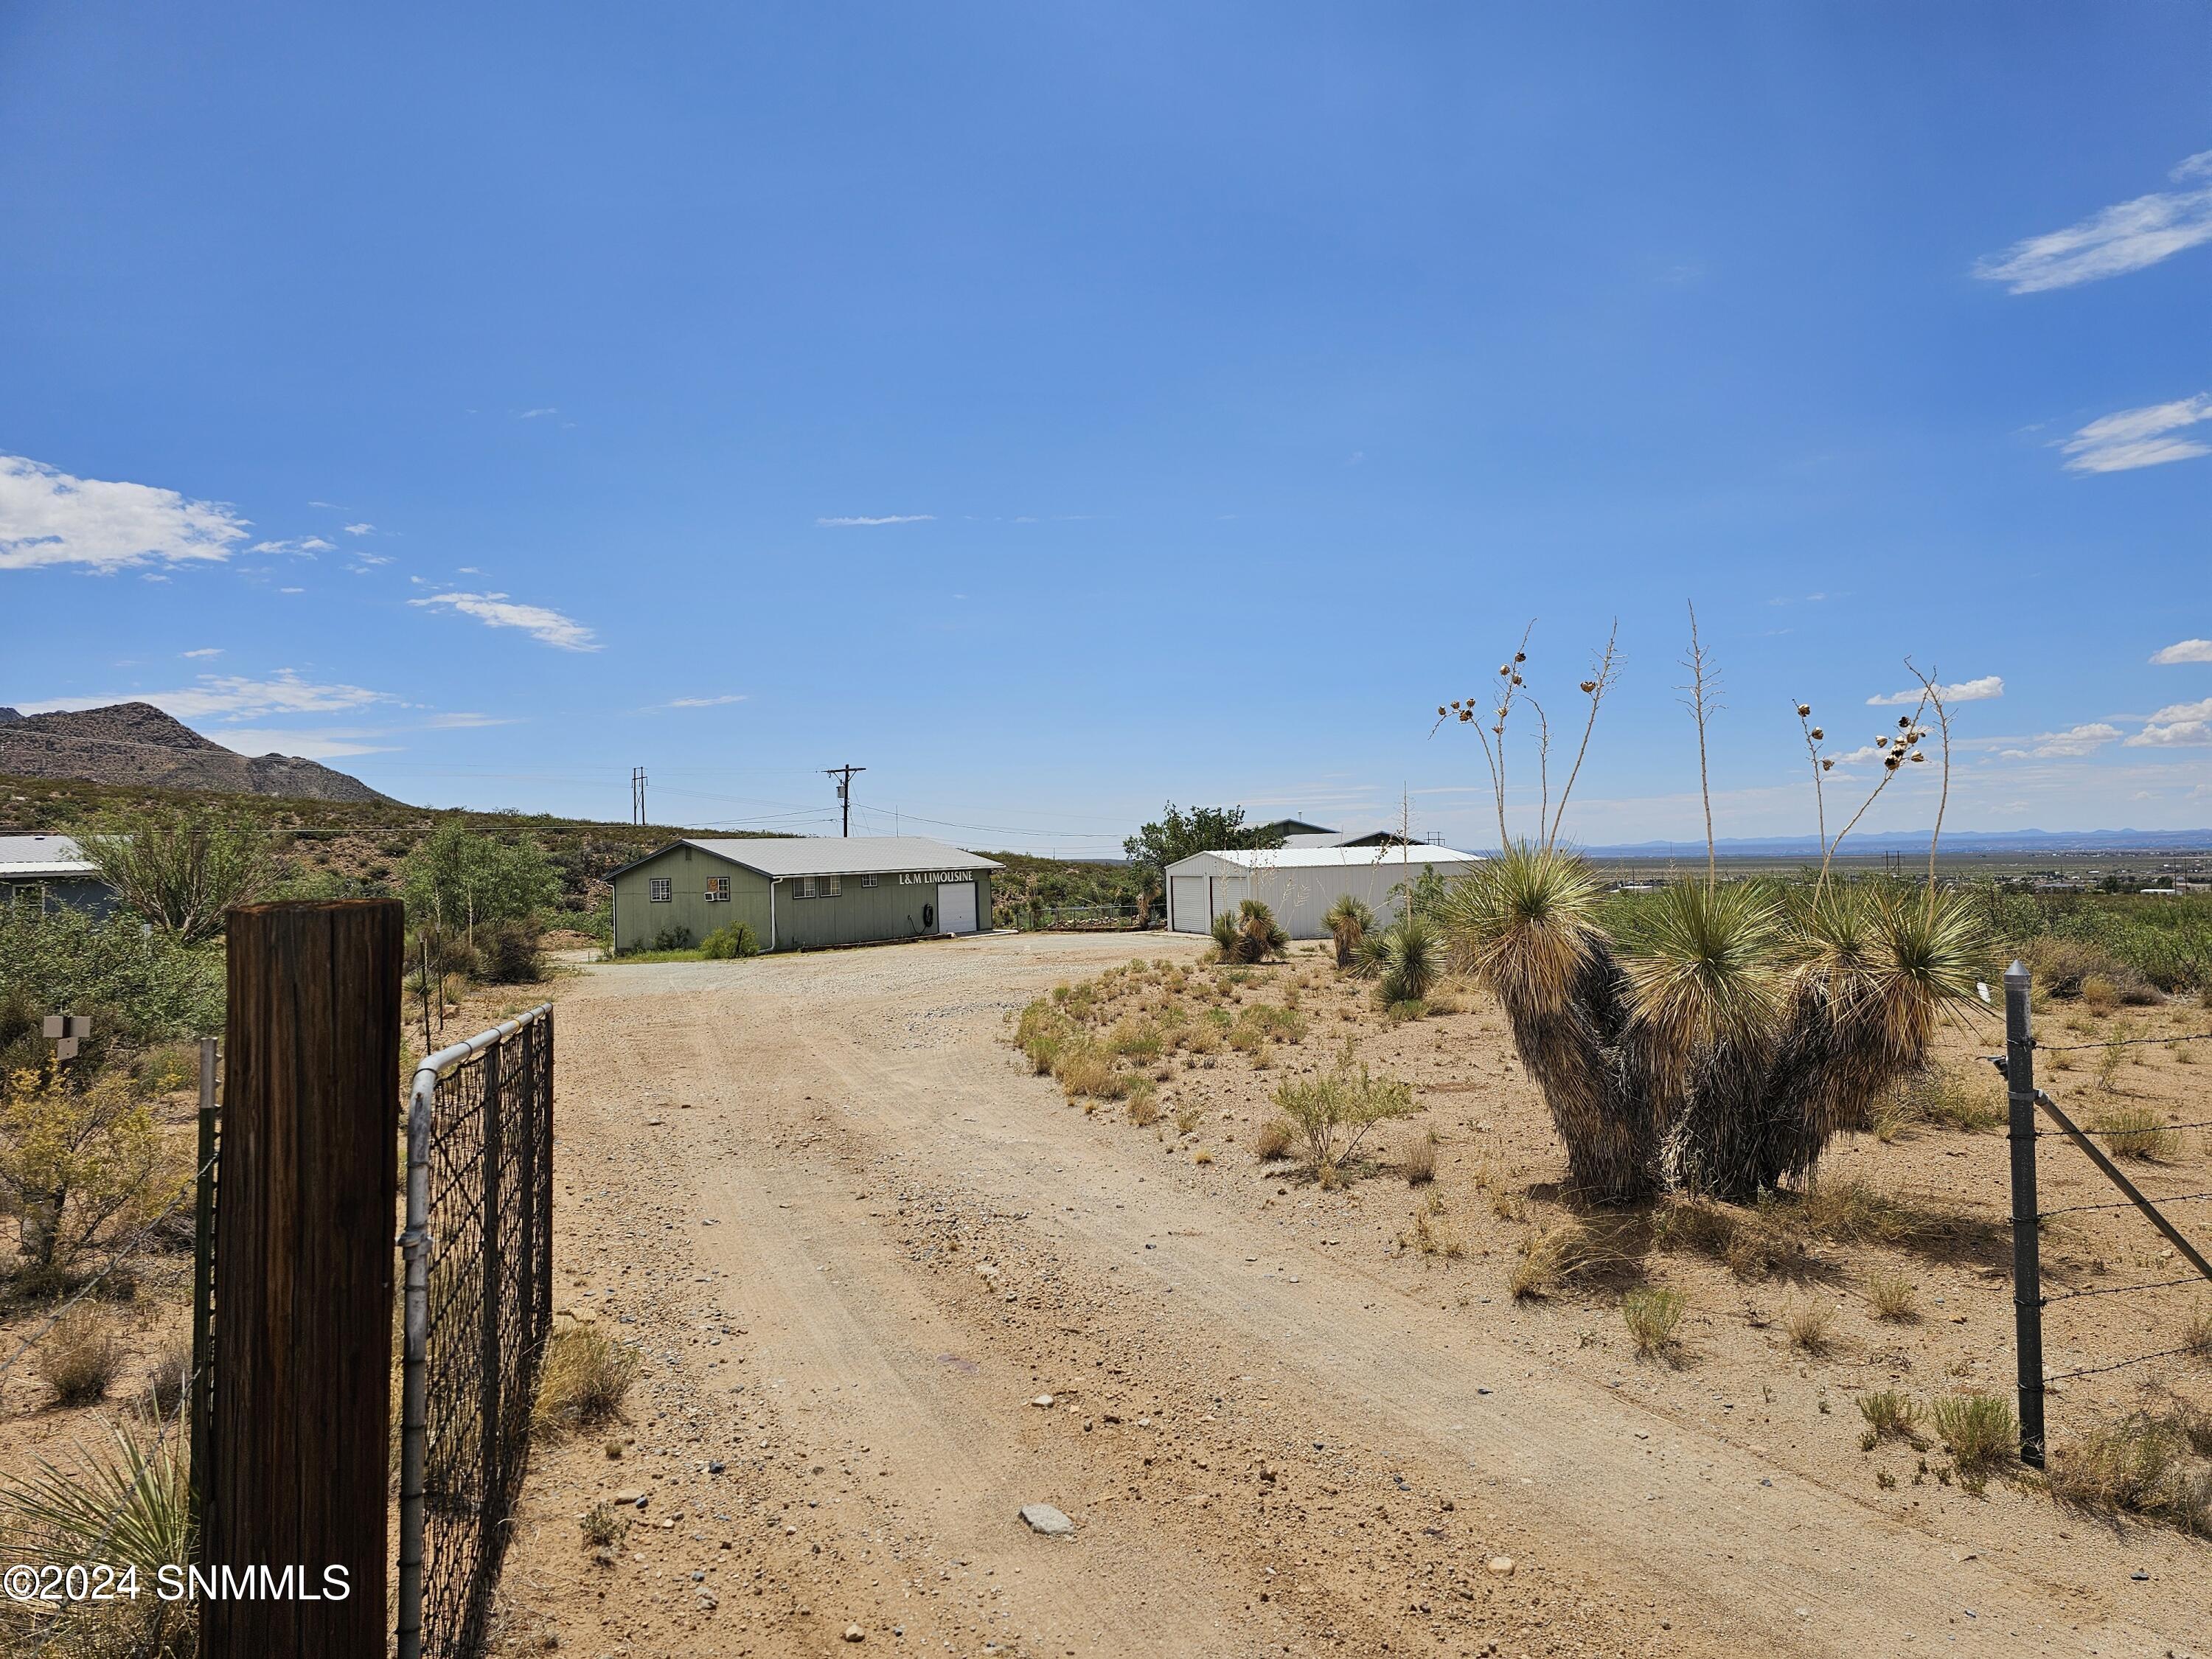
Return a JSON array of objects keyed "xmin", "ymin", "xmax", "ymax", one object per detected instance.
[{"xmin": 1163, "ymin": 846, "xmax": 1483, "ymax": 940}]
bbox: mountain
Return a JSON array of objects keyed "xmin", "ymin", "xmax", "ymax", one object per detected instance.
[
  {"xmin": 0, "ymin": 703, "xmax": 392, "ymax": 804},
  {"xmin": 1571, "ymin": 827, "xmax": 2212, "ymax": 858}
]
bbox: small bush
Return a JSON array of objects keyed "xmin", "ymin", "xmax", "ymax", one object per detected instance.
[
  {"xmin": 1051, "ymin": 1046, "xmax": 1116, "ymax": 1100},
  {"xmin": 1399, "ymin": 1130, "xmax": 1436, "ymax": 1185},
  {"xmin": 1409, "ymin": 1211, "xmax": 1464, "ymax": 1259},
  {"xmin": 1857, "ymin": 1389, "xmax": 1923, "ymax": 1443},
  {"xmin": 535, "ymin": 1322, "xmax": 639, "ymax": 1436},
  {"xmin": 1106, "ymin": 1018, "xmax": 1164, "ymax": 1061},
  {"xmin": 143, "ymin": 1338, "xmax": 192, "ymax": 1414},
  {"xmin": 580, "ymin": 1501, "xmax": 632, "ymax": 1552},
  {"xmin": 1125, "ymin": 1088, "xmax": 1162, "ymax": 1128},
  {"xmin": 1385, "ymin": 998, "xmax": 1428, "ymax": 1023},
  {"xmin": 1621, "ymin": 1288, "xmax": 1686, "ymax": 1359},
  {"xmin": 1253, "ymin": 1118, "xmax": 1295, "ymax": 1160},
  {"xmin": 2046, "ymin": 1413, "xmax": 2209, "ymax": 1534},
  {"xmin": 478, "ymin": 919, "xmax": 548, "ymax": 984},
  {"xmin": 1511, "ymin": 1220, "xmax": 1593, "ymax": 1301},
  {"xmin": 1894, "ymin": 1065, "xmax": 2001, "ymax": 1133},
  {"xmin": 1865, "ymin": 1269, "xmax": 1919, "ymax": 1322},
  {"xmin": 1270, "ymin": 1040, "xmax": 1416, "ymax": 1178},
  {"xmin": 2080, "ymin": 974, "xmax": 2120, "ymax": 1014},
  {"xmin": 2183, "ymin": 1302, "xmax": 2212, "ymax": 1366},
  {"xmin": 1932, "ymin": 1392, "xmax": 2016, "ymax": 1474},
  {"xmin": 133, "ymin": 1044, "xmax": 201, "ymax": 1096},
  {"xmin": 38, "ymin": 1310, "xmax": 121, "ymax": 1407},
  {"xmin": 2088, "ymin": 1105, "xmax": 2180, "ymax": 1161},
  {"xmin": 699, "ymin": 922, "xmax": 760, "ymax": 960},
  {"xmin": 649, "ymin": 924, "xmax": 693, "ymax": 952}
]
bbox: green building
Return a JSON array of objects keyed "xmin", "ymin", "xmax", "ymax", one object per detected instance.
[{"xmin": 608, "ymin": 835, "xmax": 1002, "ymax": 954}]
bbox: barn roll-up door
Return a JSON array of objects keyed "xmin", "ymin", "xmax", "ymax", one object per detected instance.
[{"xmin": 1169, "ymin": 875, "xmax": 1208, "ymax": 933}]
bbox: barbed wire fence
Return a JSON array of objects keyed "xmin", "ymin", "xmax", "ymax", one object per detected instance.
[{"xmin": 1992, "ymin": 964, "xmax": 2212, "ymax": 1467}]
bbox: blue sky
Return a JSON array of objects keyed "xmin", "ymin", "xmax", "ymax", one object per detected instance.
[{"xmin": 3, "ymin": 4, "xmax": 2208, "ymax": 855}]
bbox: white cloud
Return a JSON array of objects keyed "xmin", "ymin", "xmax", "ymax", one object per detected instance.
[
  {"xmin": 347, "ymin": 552, "xmax": 392, "ymax": 569},
  {"xmin": 342, "ymin": 523, "xmax": 373, "ymax": 536},
  {"xmin": 212, "ymin": 728, "xmax": 399, "ymax": 760},
  {"xmin": 2150, "ymin": 638, "xmax": 2212, "ymax": 664},
  {"xmin": 2059, "ymin": 393, "xmax": 2212, "ymax": 473},
  {"xmin": 0, "ymin": 455, "xmax": 252, "ymax": 572},
  {"xmin": 1999, "ymin": 723, "xmax": 2123, "ymax": 759},
  {"xmin": 816, "ymin": 514, "xmax": 934, "ymax": 527},
  {"xmin": 2126, "ymin": 698, "xmax": 2212, "ymax": 748},
  {"xmin": 667, "ymin": 694, "xmax": 747, "ymax": 709},
  {"xmin": 15, "ymin": 670, "xmax": 389, "ymax": 722},
  {"xmin": 422, "ymin": 712, "xmax": 518, "ymax": 729},
  {"xmin": 248, "ymin": 536, "xmax": 333, "ymax": 557},
  {"xmin": 1975, "ymin": 152, "xmax": 2212, "ymax": 293},
  {"xmin": 1867, "ymin": 675, "xmax": 2003, "ymax": 706},
  {"xmin": 181, "ymin": 647, "xmax": 223, "ymax": 659},
  {"xmin": 409, "ymin": 590, "xmax": 599, "ymax": 651},
  {"xmin": 518, "ymin": 408, "xmax": 558, "ymax": 420}
]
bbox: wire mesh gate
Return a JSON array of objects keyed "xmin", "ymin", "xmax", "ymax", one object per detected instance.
[{"xmin": 398, "ymin": 1004, "xmax": 556, "ymax": 1659}]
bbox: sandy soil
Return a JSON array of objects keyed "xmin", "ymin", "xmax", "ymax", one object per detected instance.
[{"xmin": 487, "ymin": 933, "xmax": 2212, "ymax": 1659}]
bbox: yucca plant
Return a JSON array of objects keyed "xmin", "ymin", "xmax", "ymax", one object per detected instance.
[
  {"xmin": 1376, "ymin": 914, "xmax": 1443, "ymax": 1006},
  {"xmin": 1438, "ymin": 843, "xmax": 1656, "ymax": 1202},
  {"xmin": 1211, "ymin": 900, "xmax": 1288, "ymax": 965},
  {"xmin": 1323, "ymin": 894, "xmax": 1375, "ymax": 970}
]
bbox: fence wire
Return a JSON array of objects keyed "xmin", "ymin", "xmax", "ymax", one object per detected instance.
[{"xmin": 400, "ymin": 1005, "xmax": 555, "ymax": 1659}]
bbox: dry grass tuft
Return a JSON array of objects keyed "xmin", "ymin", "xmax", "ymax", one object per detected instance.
[
  {"xmin": 38, "ymin": 1310, "xmax": 121, "ymax": 1408},
  {"xmin": 2087, "ymin": 1105, "xmax": 2179, "ymax": 1161},
  {"xmin": 580, "ymin": 1501, "xmax": 632, "ymax": 1554},
  {"xmin": 1399, "ymin": 1130, "xmax": 1437, "ymax": 1185},
  {"xmin": 1252, "ymin": 1118, "xmax": 1294, "ymax": 1160},
  {"xmin": 2183, "ymin": 1302, "xmax": 2212, "ymax": 1367},
  {"xmin": 1784, "ymin": 1298, "xmax": 1836, "ymax": 1354},
  {"xmin": 1124, "ymin": 1089, "xmax": 1162, "ymax": 1128},
  {"xmin": 1865, "ymin": 1268, "xmax": 1919, "ymax": 1323},
  {"xmin": 1856, "ymin": 1389, "xmax": 1922, "ymax": 1443},
  {"xmin": 1621, "ymin": 1287, "xmax": 1686, "ymax": 1360},
  {"xmin": 2045, "ymin": 1413, "xmax": 2210, "ymax": 1536},
  {"xmin": 535, "ymin": 1321, "xmax": 639, "ymax": 1436}
]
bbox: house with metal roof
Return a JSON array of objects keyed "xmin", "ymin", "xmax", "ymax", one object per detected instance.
[
  {"xmin": 608, "ymin": 835, "xmax": 1003, "ymax": 954},
  {"xmin": 0, "ymin": 835, "xmax": 119, "ymax": 919},
  {"xmin": 1163, "ymin": 844, "xmax": 1481, "ymax": 939}
]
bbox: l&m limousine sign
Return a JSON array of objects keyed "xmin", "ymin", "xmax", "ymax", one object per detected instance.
[{"xmin": 899, "ymin": 871, "xmax": 975, "ymax": 886}]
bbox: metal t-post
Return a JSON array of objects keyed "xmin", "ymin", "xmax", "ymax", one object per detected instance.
[{"xmin": 2004, "ymin": 961, "xmax": 2047, "ymax": 1468}]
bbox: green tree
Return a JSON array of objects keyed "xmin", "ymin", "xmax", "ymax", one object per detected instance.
[
  {"xmin": 400, "ymin": 822, "xmax": 560, "ymax": 945},
  {"xmin": 1121, "ymin": 804, "xmax": 1282, "ymax": 908},
  {"xmin": 74, "ymin": 804, "xmax": 276, "ymax": 945}
]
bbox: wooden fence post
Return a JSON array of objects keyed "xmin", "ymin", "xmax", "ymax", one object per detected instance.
[{"xmin": 204, "ymin": 900, "xmax": 403, "ymax": 1659}]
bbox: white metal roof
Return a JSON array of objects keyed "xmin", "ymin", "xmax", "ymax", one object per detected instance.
[
  {"xmin": 673, "ymin": 835, "xmax": 1003, "ymax": 880},
  {"xmin": 0, "ymin": 835, "xmax": 100, "ymax": 880},
  {"xmin": 1169, "ymin": 846, "xmax": 1481, "ymax": 872}
]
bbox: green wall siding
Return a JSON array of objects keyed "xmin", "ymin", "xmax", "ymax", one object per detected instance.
[
  {"xmin": 612, "ymin": 845, "xmax": 772, "ymax": 953},
  {"xmin": 613, "ymin": 846, "xmax": 994, "ymax": 953}
]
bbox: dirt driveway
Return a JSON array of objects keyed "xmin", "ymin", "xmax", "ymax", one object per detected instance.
[{"xmin": 492, "ymin": 933, "xmax": 2204, "ymax": 1659}]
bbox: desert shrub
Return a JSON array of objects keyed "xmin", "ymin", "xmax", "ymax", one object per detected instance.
[
  {"xmin": 1106, "ymin": 1018, "xmax": 1164, "ymax": 1061},
  {"xmin": 1933, "ymin": 1393, "xmax": 2016, "ymax": 1473},
  {"xmin": 1124, "ymin": 1087, "xmax": 1162, "ymax": 1128},
  {"xmin": 1239, "ymin": 1004, "xmax": 1307, "ymax": 1044},
  {"xmin": 38, "ymin": 1310, "xmax": 122, "ymax": 1406},
  {"xmin": 1865, "ymin": 1268, "xmax": 1919, "ymax": 1322},
  {"xmin": 648, "ymin": 924, "xmax": 693, "ymax": 952},
  {"xmin": 2185, "ymin": 1302, "xmax": 2212, "ymax": 1367},
  {"xmin": 580, "ymin": 1501, "xmax": 632, "ymax": 1552},
  {"xmin": 131, "ymin": 1044, "xmax": 201, "ymax": 1097},
  {"xmin": 1, "ymin": 1066, "xmax": 177, "ymax": 1273},
  {"xmin": 2088, "ymin": 1105, "xmax": 2179, "ymax": 1161},
  {"xmin": 1408, "ymin": 1211, "xmax": 1464, "ymax": 1259},
  {"xmin": 1510, "ymin": 1220, "xmax": 1593, "ymax": 1300},
  {"xmin": 1050, "ymin": 1045, "xmax": 1116, "ymax": 1100},
  {"xmin": 699, "ymin": 922, "xmax": 760, "ymax": 961},
  {"xmin": 1399, "ymin": 1130, "xmax": 1437, "ymax": 1185},
  {"xmin": 1621, "ymin": 1287, "xmax": 1686, "ymax": 1359},
  {"xmin": 1253, "ymin": 1118, "xmax": 1295, "ymax": 1160},
  {"xmin": 0, "ymin": 909, "xmax": 223, "ymax": 1044},
  {"xmin": 477, "ymin": 918, "xmax": 549, "ymax": 983},
  {"xmin": 535, "ymin": 1322, "xmax": 639, "ymax": 1435},
  {"xmin": 1211, "ymin": 900, "xmax": 1288, "ymax": 965},
  {"xmin": 143, "ymin": 1338, "xmax": 192, "ymax": 1414},
  {"xmin": 402, "ymin": 821, "xmax": 560, "ymax": 938},
  {"xmin": 1857, "ymin": 1389, "xmax": 1923, "ymax": 1443},
  {"xmin": 2079, "ymin": 974, "xmax": 2120, "ymax": 1014},
  {"xmin": 1179, "ymin": 1020, "xmax": 1221, "ymax": 1056},
  {"xmin": 76, "ymin": 802, "xmax": 277, "ymax": 944},
  {"xmin": 1269, "ymin": 1040, "xmax": 1416, "ymax": 1178}
]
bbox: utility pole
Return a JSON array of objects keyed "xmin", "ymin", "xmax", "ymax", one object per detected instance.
[
  {"xmin": 631, "ymin": 767, "xmax": 648, "ymax": 827},
  {"xmin": 825, "ymin": 764, "xmax": 866, "ymax": 837}
]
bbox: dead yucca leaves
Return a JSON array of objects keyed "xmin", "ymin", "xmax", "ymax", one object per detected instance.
[
  {"xmin": 1509, "ymin": 1217, "xmax": 1631, "ymax": 1300},
  {"xmin": 535, "ymin": 1321, "xmax": 639, "ymax": 1436}
]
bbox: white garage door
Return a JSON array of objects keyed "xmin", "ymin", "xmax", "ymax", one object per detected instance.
[
  {"xmin": 939, "ymin": 880, "xmax": 977, "ymax": 934},
  {"xmin": 1169, "ymin": 875, "xmax": 1209, "ymax": 933}
]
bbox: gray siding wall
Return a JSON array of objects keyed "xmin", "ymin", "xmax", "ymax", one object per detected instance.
[
  {"xmin": 1, "ymin": 877, "xmax": 118, "ymax": 921},
  {"xmin": 612, "ymin": 846, "xmax": 773, "ymax": 953}
]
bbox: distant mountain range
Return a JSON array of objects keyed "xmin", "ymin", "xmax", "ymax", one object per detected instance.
[
  {"xmin": 1570, "ymin": 827, "xmax": 2212, "ymax": 859},
  {"xmin": 0, "ymin": 702, "xmax": 391, "ymax": 804}
]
